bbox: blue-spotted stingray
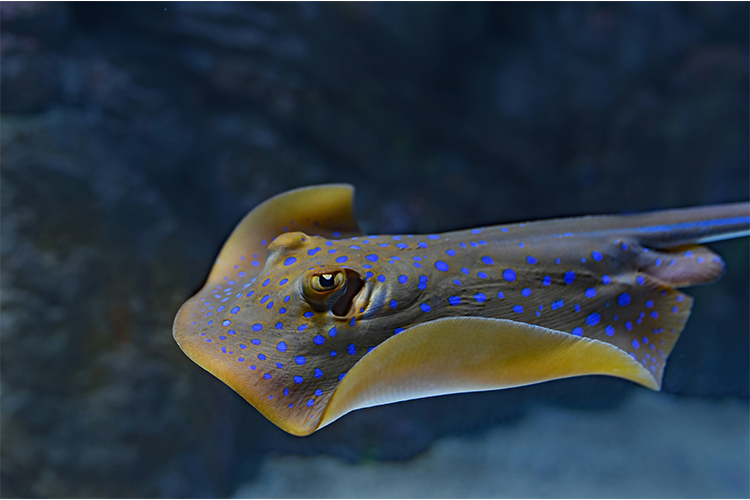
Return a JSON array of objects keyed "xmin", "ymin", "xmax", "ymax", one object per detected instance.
[{"xmin": 173, "ymin": 184, "xmax": 750, "ymax": 436}]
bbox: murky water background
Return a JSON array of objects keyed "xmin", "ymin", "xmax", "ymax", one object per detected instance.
[{"xmin": 2, "ymin": 3, "xmax": 748, "ymax": 497}]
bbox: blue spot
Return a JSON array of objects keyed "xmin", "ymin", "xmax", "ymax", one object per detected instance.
[
  {"xmin": 347, "ymin": 344, "xmax": 356, "ymax": 355},
  {"xmin": 283, "ymin": 388, "xmax": 290, "ymax": 396},
  {"xmin": 221, "ymin": 320, "xmax": 231, "ymax": 327},
  {"xmin": 258, "ymin": 353, "xmax": 266, "ymax": 361},
  {"xmin": 336, "ymin": 256, "xmax": 348, "ymax": 263},
  {"xmin": 461, "ymin": 267, "xmax": 469, "ymax": 275},
  {"xmin": 418, "ymin": 242, "xmax": 428, "ymax": 248},
  {"xmin": 313, "ymin": 335, "xmax": 325, "ymax": 345},
  {"xmin": 586, "ymin": 313, "xmax": 600, "ymax": 326},
  {"xmin": 297, "ymin": 324, "xmax": 308, "ymax": 332},
  {"xmin": 304, "ymin": 311, "xmax": 314, "ymax": 319},
  {"xmin": 497, "ymin": 291, "xmax": 504, "ymax": 299},
  {"xmin": 602, "ymin": 275, "xmax": 611, "ymax": 285},
  {"xmin": 453, "ymin": 279, "xmax": 461, "ymax": 285},
  {"xmin": 585, "ymin": 288, "xmax": 597, "ymax": 298},
  {"xmin": 252, "ymin": 323, "xmax": 263, "ymax": 331},
  {"xmin": 421, "ymin": 303, "xmax": 432, "ymax": 313},
  {"xmin": 564, "ymin": 271, "xmax": 575, "ymax": 284},
  {"xmin": 392, "ymin": 235, "xmax": 402, "ymax": 240},
  {"xmin": 228, "ymin": 330, "xmax": 236, "ymax": 335},
  {"xmin": 526, "ymin": 256, "xmax": 537, "ymax": 265},
  {"xmin": 572, "ymin": 327, "xmax": 583, "ymax": 336},
  {"xmin": 339, "ymin": 373, "xmax": 346, "ymax": 381},
  {"xmin": 279, "ymin": 278, "xmax": 288, "ymax": 286},
  {"xmin": 294, "ymin": 375, "xmax": 303, "ymax": 384},
  {"xmin": 429, "ymin": 234, "xmax": 440, "ymax": 240},
  {"xmin": 632, "ymin": 339, "xmax": 640, "ymax": 349},
  {"xmin": 306, "ymin": 400, "xmax": 315, "ymax": 407},
  {"xmin": 390, "ymin": 299, "xmax": 398, "ymax": 309},
  {"xmin": 621, "ymin": 242, "xmax": 628, "ymax": 250},
  {"xmin": 276, "ymin": 342, "xmax": 287, "ymax": 352},
  {"xmin": 650, "ymin": 311, "xmax": 659, "ymax": 319},
  {"xmin": 350, "ymin": 317, "xmax": 356, "ymax": 327},
  {"xmin": 262, "ymin": 278, "xmax": 270, "ymax": 287},
  {"xmin": 471, "ymin": 228, "xmax": 482, "ymax": 234},
  {"xmin": 397, "ymin": 274, "xmax": 408, "ymax": 284},
  {"xmin": 449, "ymin": 296, "xmax": 461, "ymax": 306},
  {"xmin": 314, "ymin": 368, "xmax": 323, "ymax": 379},
  {"xmin": 295, "ymin": 355, "xmax": 306, "ymax": 366},
  {"xmin": 543, "ymin": 275, "xmax": 551, "ymax": 286},
  {"xmin": 481, "ymin": 256, "xmax": 494, "ymax": 265},
  {"xmin": 284, "ymin": 257, "xmax": 297, "ymax": 266},
  {"xmin": 513, "ymin": 305, "xmax": 523, "ymax": 314},
  {"xmin": 477, "ymin": 272, "xmax": 487, "ymax": 279},
  {"xmin": 435, "ymin": 260, "xmax": 450, "ymax": 272},
  {"xmin": 263, "ymin": 373, "xmax": 272, "ymax": 380},
  {"xmin": 474, "ymin": 293, "xmax": 487, "ymax": 303},
  {"xmin": 592, "ymin": 251, "xmax": 603, "ymax": 262},
  {"xmin": 605, "ymin": 325, "xmax": 615, "ymax": 336},
  {"xmin": 260, "ymin": 295, "xmax": 270, "ymax": 304},
  {"xmin": 365, "ymin": 254, "xmax": 379, "ymax": 262},
  {"xmin": 394, "ymin": 327, "xmax": 405, "ymax": 335},
  {"xmin": 330, "ymin": 351, "xmax": 337, "ymax": 357},
  {"xmin": 618, "ymin": 293, "xmax": 631, "ymax": 307},
  {"xmin": 327, "ymin": 248, "xmax": 337, "ymax": 254},
  {"xmin": 446, "ymin": 249, "xmax": 456, "ymax": 257},
  {"xmin": 329, "ymin": 326, "xmax": 337, "ymax": 337},
  {"xmin": 314, "ymin": 388, "xmax": 323, "ymax": 396},
  {"xmin": 503, "ymin": 269, "xmax": 517, "ymax": 282},
  {"xmin": 637, "ymin": 276, "xmax": 645, "ymax": 286},
  {"xmin": 625, "ymin": 321, "xmax": 633, "ymax": 331},
  {"xmin": 518, "ymin": 242, "xmax": 525, "ymax": 248},
  {"xmin": 551, "ymin": 300, "xmax": 564, "ymax": 310},
  {"xmin": 377, "ymin": 275, "xmax": 386, "ymax": 282},
  {"xmin": 251, "ymin": 339, "xmax": 261, "ymax": 346},
  {"xmin": 521, "ymin": 288, "xmax": 531, "ymax": 297},
  {"xmin": 397, "ymin": 243, "xmax": 409, "ymax": 249},
  {"xmin": 279, "ymin": 307, "xmax": 287, "ymax": 314},
  {"xmin": 366, "ymin": 271, "xmax": 374, "ymax": 278}
]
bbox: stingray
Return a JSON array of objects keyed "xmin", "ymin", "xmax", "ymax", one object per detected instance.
[{"xmin": 174, "ymin": 184, "xmax": 749, "ymax": 435}]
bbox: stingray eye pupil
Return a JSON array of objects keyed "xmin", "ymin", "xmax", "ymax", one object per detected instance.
[{"xmin": 318, "ymin": 274, "xmax": 336, "ymax": 288}]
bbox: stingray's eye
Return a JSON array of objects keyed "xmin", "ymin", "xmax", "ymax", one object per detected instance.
[
  {"xmin": 311, "ymin": 272, "xmax": 344, "ymax": 292},
  {"xmin": 302, "ymin": 266, "xmax": 364, "ymax": 315},
  {"xmin": 302, "ymin": 266, "xmax": 348, "ymax": 311}
]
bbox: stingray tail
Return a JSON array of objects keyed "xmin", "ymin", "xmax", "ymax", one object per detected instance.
[
  {"xmin": 616, "ymin": 202, "xmax": 749, "ymax": 288},
  {"xmin": 627, "ymin": 202, "xmax": 750, "ymax": 249}
]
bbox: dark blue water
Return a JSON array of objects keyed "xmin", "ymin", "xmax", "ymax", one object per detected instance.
[{"xmin": 2, "ymin": 3, "xmax": 747, "ymax": 497}]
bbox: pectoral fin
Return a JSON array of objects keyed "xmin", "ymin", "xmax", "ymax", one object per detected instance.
[
  {"xmin": 318, "ymin": 317, "xmax": 657, "ymax": 429},
  {"xmin": 206, "ymin": 184, "xmax": 361, "ymax": 285}
]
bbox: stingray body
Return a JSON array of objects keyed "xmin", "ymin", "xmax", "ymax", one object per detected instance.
[{"xmin": 173, "ymin": 185, "xmax": 750, "ymax": 436}]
